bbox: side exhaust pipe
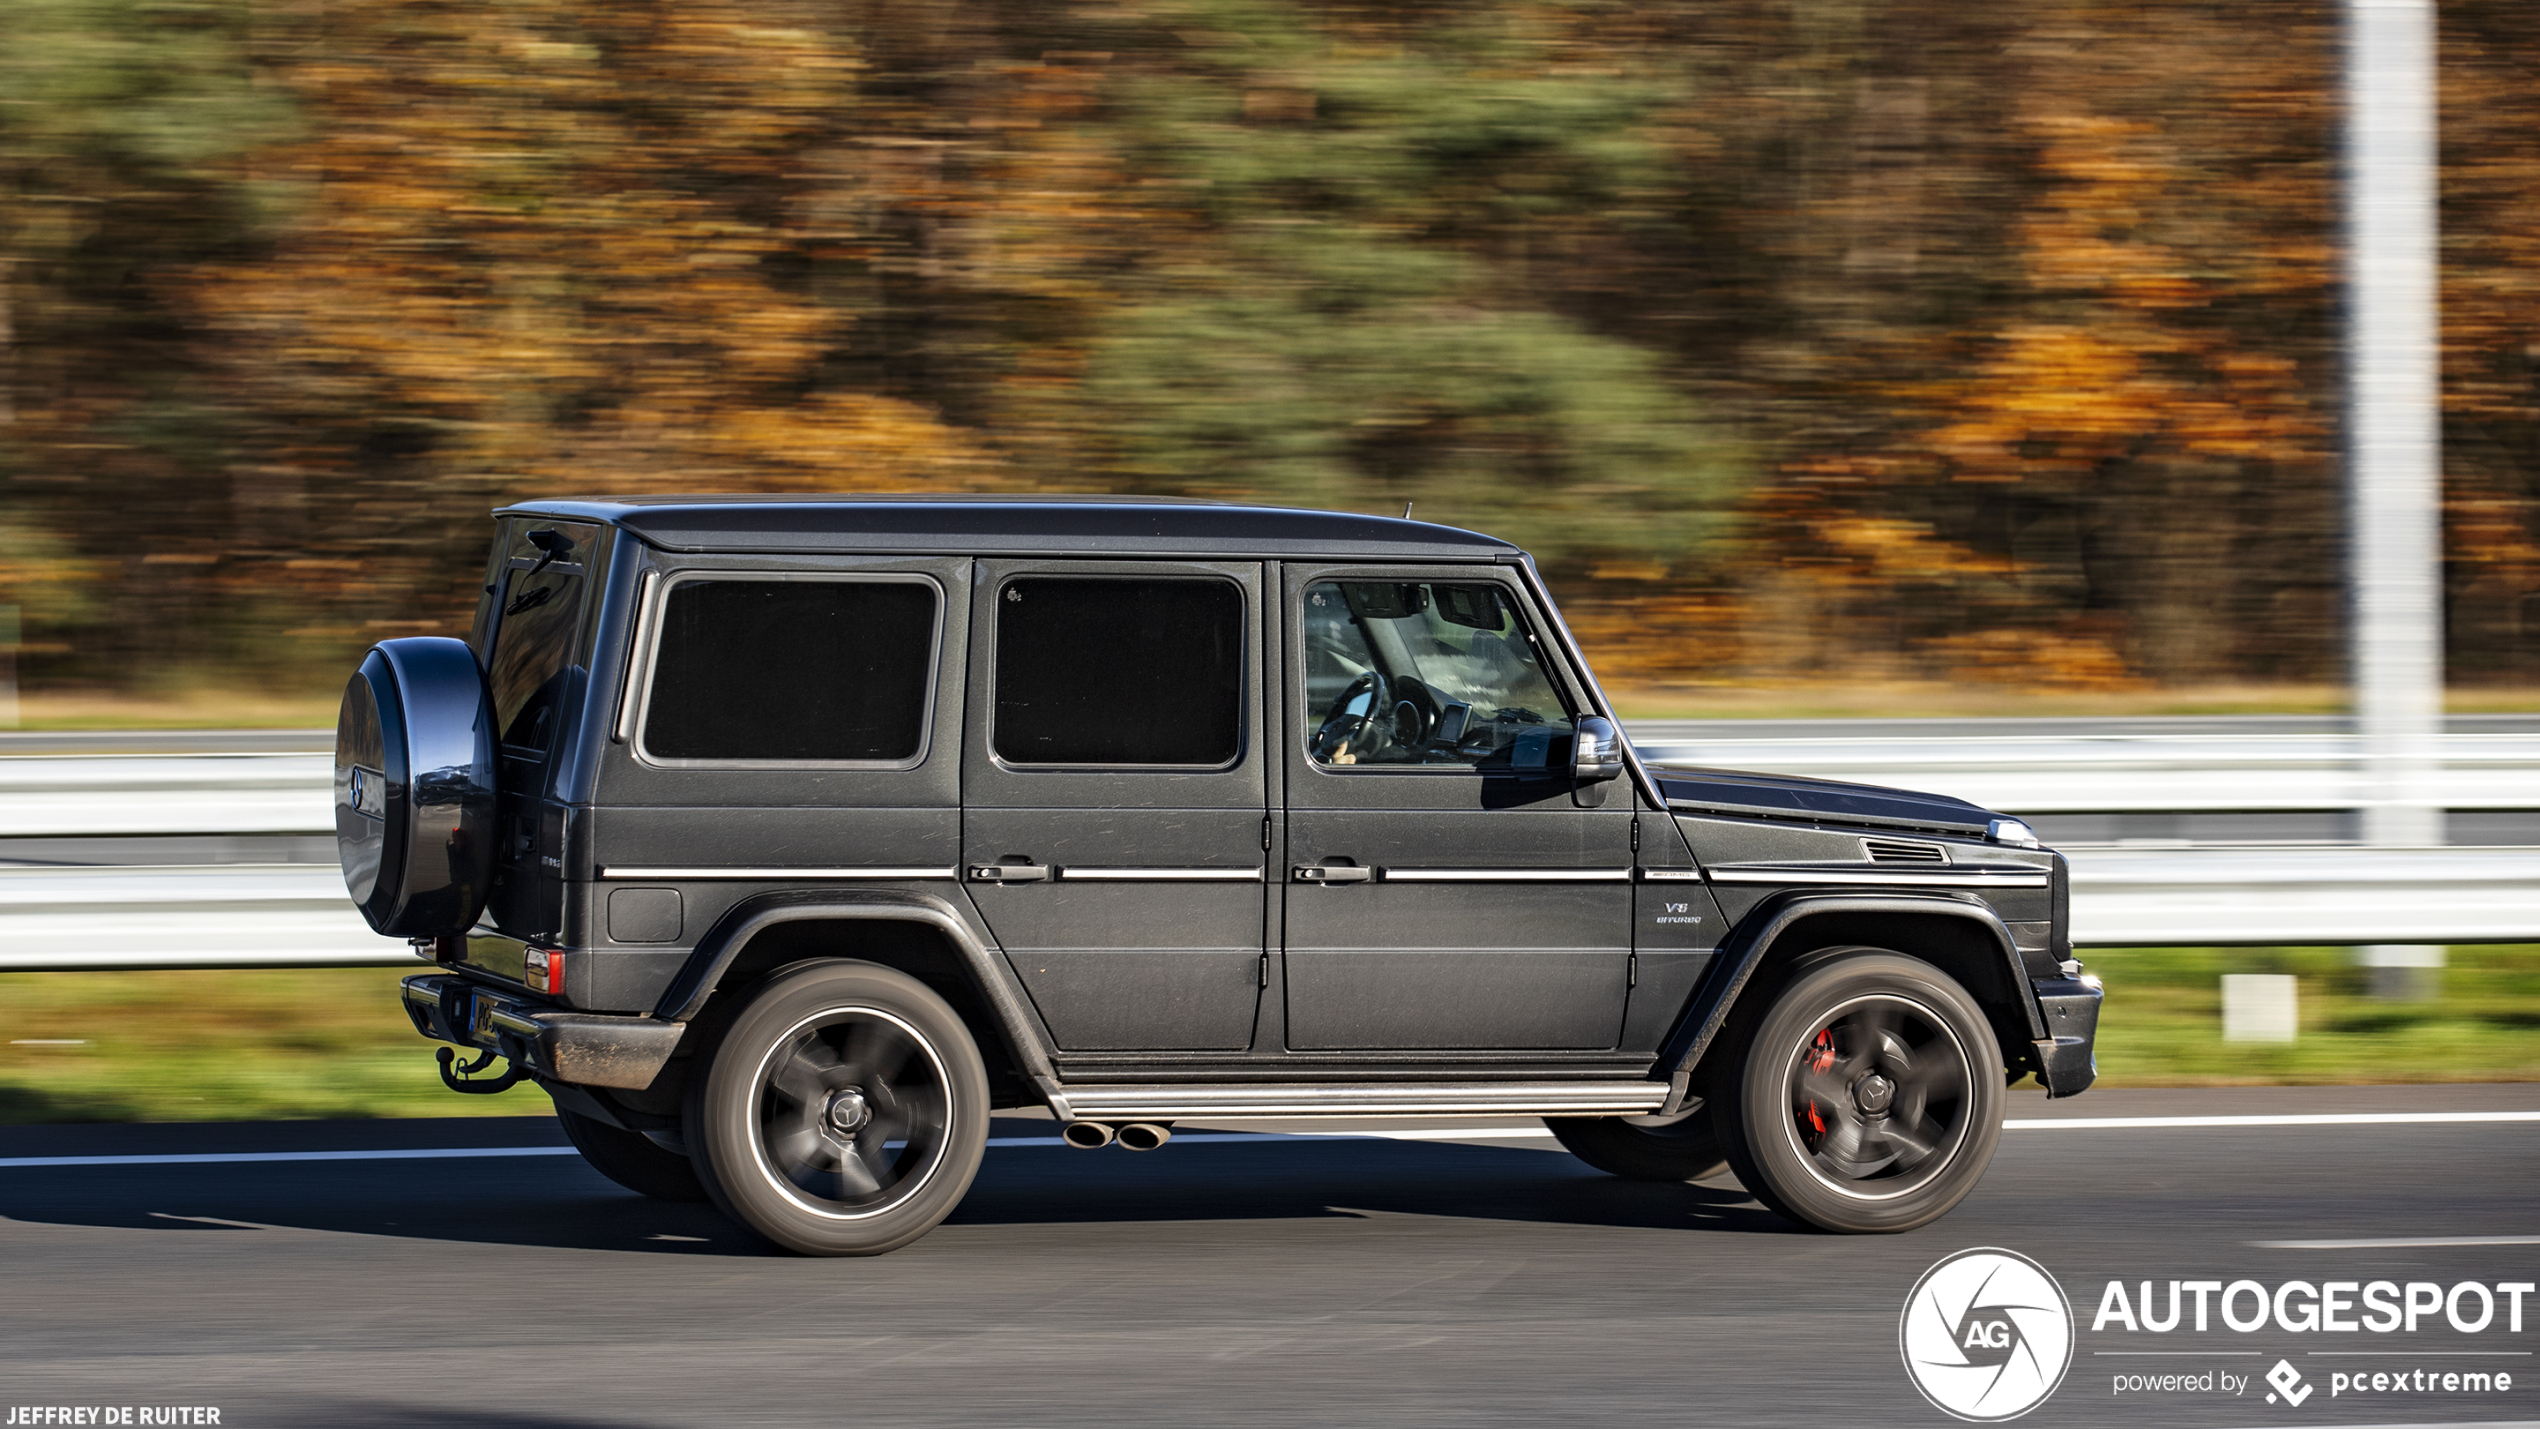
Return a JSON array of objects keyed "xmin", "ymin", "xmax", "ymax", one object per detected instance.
[
  {"xmin": 1115, "ymin": 1122, "xmax": 1173, "ymax": 1152},
  {"xmin": 1061, "ymin": 1120, "xmax": 1116, "ymax": 1150}
]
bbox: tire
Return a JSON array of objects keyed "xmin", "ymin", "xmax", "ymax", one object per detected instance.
[
  {"xmin": 556, "ymin": 1106, "xmax": 709, "ymax": 1203},
  {"xmin": 1545, "ymin": 1109, "xmax": 1730, "ymax": 1183},
  {"xmin": 684, "ymin": 961, "xmax": 989, "ymax": 1256},
  {"xmin": 1711, "ymin": 947, "xmax": 2003, "ymax": 1234}
]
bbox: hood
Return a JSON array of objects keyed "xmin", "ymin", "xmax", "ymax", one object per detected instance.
[{"xmin": 1654, "ymin": 766, "xmax": 1997, "ymax": 837}]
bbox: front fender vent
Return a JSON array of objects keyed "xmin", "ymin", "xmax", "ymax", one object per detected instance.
[{"xmin": 1862, "ymin": 837, "xmax": 1951, "ymax": 866}]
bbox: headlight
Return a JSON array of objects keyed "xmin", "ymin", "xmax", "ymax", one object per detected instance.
[{"xmin": 1988, "ymin": 817, "xmax": 2041, "ymax": 848}]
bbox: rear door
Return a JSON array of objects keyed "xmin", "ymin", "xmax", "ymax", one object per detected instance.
[
  {"xmin": 962, "ymin": 560, "xmax": 1270, "ymax": 1051},
  {"xmin": 479, "ymin": 518, "xmax": 605, "ymax": 941}
]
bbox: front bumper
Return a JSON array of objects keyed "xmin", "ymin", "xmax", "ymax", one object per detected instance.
[
  {"xmin": 2028, "ymin": 974, "xmax": 2103, "ymax": 1098},
  {"xmin": 402, "ymin": 974, "xmax": 683, "ymax": 1091}
]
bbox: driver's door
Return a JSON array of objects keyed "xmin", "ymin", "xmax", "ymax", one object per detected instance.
[{"xmin": 1279, "ymin": 564, "xmax": 1636, "ymax": 1050}]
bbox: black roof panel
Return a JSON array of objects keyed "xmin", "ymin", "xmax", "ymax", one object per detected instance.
[{"xmin": 494, "ymin": 495, "xmax": 1521, "ymax": 561}]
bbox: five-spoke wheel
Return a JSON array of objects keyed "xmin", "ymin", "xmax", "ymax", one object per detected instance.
[
  {"xmin": 1713, "ymin": 947, "xmax": 2002, "ymax": 1233},
  {"xmin": 686, "ymin": 961, "xmax": 988, "ymax": 1255}
]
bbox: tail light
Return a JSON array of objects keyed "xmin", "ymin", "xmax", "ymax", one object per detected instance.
[{"xmin": 524, "ymin": 946, "xmax": 564, "ymax": 997}]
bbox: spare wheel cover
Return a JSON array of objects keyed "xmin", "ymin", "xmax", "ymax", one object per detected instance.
[{"xmin": 335, "ymin": 636, "xmax": 497, "ymax": 938}]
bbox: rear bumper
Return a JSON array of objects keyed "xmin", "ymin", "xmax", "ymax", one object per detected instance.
[
  {"xmin": 401, "ymin": 974, "xmax": 683, "ymax": 1092},
  {"xmin": 2028, "ymin": 975, "xmax": 2103, "ymax": 1098}
]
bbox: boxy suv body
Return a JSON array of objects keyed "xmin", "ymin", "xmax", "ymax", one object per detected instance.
[{"xmin": 338, "ymin": 496, "xmax": 2101, "ymax": 1254}]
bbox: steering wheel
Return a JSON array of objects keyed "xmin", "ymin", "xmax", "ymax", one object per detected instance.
[{"xmin": 1309, "ymin": 669, "xmax": 1391, "ymax": 764}]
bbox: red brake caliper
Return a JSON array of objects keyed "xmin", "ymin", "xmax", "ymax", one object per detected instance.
[{"xmin": 1798, "ymin": 1028, "xmax": 1836, "ymax": 1145}]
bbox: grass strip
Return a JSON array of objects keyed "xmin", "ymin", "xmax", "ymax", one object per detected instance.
[
  {"xmin": 0, "ymin": 967, "xmax": 549, "ymax": 1123},
  {"xmin": 2078, "ymin": 943, "xmax": 2540, "ymax": 1086},
  {"xmin": 1, "ymin": 948, "xmax": 2533, "ymax": 1124}
]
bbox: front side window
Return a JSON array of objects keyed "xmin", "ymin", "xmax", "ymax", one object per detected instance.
[
  {"xmin": 642, "ymin": 577, "xmax": 940, "ymax": 764},
  {"xmin": 993, "ymin": 577, "xmax": 1244, "ymax": 767},
  {"xmin": 1302, "ymin": 580, "xmax": 1573, "ymax": 770}
]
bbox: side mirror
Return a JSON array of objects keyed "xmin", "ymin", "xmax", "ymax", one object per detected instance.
[{"xmin": 1571, "ymin": 715, "xmax": 1626, "ymax": 783}]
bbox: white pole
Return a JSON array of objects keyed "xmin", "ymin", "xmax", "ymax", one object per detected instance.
[
  {"xmin": 2348, "ymin": 0, "xmax": 2445, "ymax": 997},
  {"xmin": 2346, "ymin": 0, "xmax": 2443, "ymax": 850}
]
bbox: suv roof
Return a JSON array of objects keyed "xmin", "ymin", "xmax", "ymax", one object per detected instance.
[{"xmin": 495, "ymin": 495, "xmax": 1522, "ymax": 561}]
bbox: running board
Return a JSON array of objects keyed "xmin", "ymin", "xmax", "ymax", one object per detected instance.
[{"xmin": 1050, "ymin": 1080, "xmax": 1671, "ymax": 1121}]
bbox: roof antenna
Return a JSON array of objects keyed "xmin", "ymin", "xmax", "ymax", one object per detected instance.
[{"xmin": 1402, "ymin": 500, "xmax": 1415, "ymax": 520}]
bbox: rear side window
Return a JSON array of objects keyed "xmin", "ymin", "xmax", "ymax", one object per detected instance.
[
  {"xmin": 993, "ymin": 577, "xmax": 1243, "ymax": 767},
  {"xmin": 642, "ymin": 577, "xmax": 940, "ymax": 764}
]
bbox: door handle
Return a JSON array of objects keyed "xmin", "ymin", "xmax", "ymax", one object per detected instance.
[
  {"xmin": 1292, "ymin": 864, "xmax": 1373, "ymax": 884},
  {"xmin": 967, "ymin": 864, "xmax": 1051, "ymax": 883}
]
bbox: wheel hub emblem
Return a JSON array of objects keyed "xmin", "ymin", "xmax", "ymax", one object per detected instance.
[
  {"xmin": 1854, "ymin": 1072, "xmax": 1895, "ymax": 1115},
  {"xmin": 826, "ymin": 1087, "xmax": 871, "ymax": 1133}
]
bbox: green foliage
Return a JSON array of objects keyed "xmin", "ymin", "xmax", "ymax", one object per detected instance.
[
  {"xmin": 0, "ymin": 0, "xmax": 298, "ymax": 265},
  {"xmin": 0, "ymin": 507, "xmax": 102, "ymax": 631},
  {"xmin": 0, "ymin": 0, "xmax": 289, "ymax": 166},
  {"xmin": 1053, "ymin": 1, "xmax": 1740, "ymax": 572}
]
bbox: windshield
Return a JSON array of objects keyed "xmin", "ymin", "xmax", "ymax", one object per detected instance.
[{"xmin": 1301, "ymin": 579, "xmax": 1573, "ymax": 770}]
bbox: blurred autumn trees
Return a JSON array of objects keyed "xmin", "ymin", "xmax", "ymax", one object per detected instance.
[{"xmin": 0, "ymin": 0, "xmax": 2534, "ymax": 698}]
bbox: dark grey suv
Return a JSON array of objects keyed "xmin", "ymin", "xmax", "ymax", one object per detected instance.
[{"xmin": 336, "ymin": 496, "xmax": 2101, "ymax": 1254}]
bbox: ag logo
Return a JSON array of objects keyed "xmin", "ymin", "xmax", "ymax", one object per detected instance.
[{"xmin": 1900, "ymin": 1248, "xmax": 2075, "ymax": 1421}]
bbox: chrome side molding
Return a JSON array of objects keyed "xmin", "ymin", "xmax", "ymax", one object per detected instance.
[
  {"xmin": 1705, "ymin": 866, "xmax": 2051, "ymax": 889},
  {"xmin": 1057, "ymin": 867, "xmax": 1264, "ymax": 882},
  {"xmin": 602, "ymin": 866, "xmax": 959, "ymax": 881}
]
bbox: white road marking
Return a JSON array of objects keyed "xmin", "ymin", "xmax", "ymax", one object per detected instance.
[
  {"xmin": 3, "ymin": 1109, "xmax": 2534, "ymax": 1170},
  {"xmin": 2254, "ymin": 1235, "xmax": 2540, "ymax": 1250},
  {"xmin": 985, "ymin": 1128, "xmax": 1559, "ymax": 1149},
  {"xmin": 2245, "ymin": 1421, "xmax": 2540, "ymax": 1429},
  {"xmin": 2003, "ymin": 1111, "xmax": 2540, "ymax": 1130},
  {"xmin": 0, "ymin": 1146, "xmax": 583, "ymax": 1169},
  {"xmin": 2247, "ymin": 1422, "xmax": 2540, "ymax": 1429}
]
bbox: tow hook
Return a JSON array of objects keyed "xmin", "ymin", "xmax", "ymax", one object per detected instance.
[{"xmin": 437, "ymin": 1045, "xmax": 526, "ymax": 1094}]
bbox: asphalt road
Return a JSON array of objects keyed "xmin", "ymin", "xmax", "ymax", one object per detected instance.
[{"xmin": 2, "ymin": 1085, "xmax": 2536, "ymax": 1429}]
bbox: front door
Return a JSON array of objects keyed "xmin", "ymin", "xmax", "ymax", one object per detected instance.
[
  {"xmin": 1280, "ymin": 566, "xmax": 1635, "ymax": 1050},
  {"xmin": 962, "ymin": 560, "xmax": 1269, "ymax": 1052}
]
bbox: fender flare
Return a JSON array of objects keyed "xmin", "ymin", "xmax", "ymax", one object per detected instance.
[
  {"xmin": 1653, "ymin": 891, "xmax": 2045, "ymax": 1114},
  {"xmin": 651, "ymin": 889, "xmax": 1058, "ymax": 1096}
]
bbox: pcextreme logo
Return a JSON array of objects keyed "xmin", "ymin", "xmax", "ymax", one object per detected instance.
[{"xmin": 1901, "ymin": 1248, "xmax": 2078, "ymax": 1422}]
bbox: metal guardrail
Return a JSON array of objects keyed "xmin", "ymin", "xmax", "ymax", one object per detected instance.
[
  {"xmin": 1626, "ymin": 717, "xmax": 2540, "ymax": 814},
  {"xmin": 0, "ymin": 753, "xmax": 333, "ymax": 838},
  {"xmin": 10, "ymin": 718, "xmax": 2540, "ymax": 836},
  {"xmin": 2, "ymin": 721, "xmax": 2536, "ymax": 969},
  {"xmin": 2066, "ymin": 846, "xmax": 2540, "ymax": 945},
  {"xmin": 0, "ymin": 863, "xmax": 400, "ymax": 970}
]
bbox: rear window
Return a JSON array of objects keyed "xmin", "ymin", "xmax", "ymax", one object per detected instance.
[
  {"xmin": 992, "ymin": 577, "xmax": 1243, "ymax": 767},
  {"xmin": 641, "ymin": 576, "xmax": 940, "ymax": 764},
  {"xmin": 482, "ymin": 558, "xmax": 591, "ymax": 761}
]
